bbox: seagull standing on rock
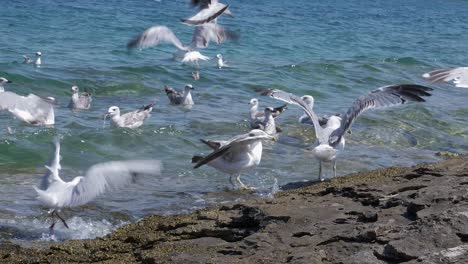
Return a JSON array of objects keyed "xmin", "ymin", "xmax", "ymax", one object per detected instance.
[{"xmin": 257, "ymin": 84, "xmax": 433, "ymax": 180}]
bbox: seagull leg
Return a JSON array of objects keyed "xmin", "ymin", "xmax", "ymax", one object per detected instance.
[
  {"xmin": 49, "ymin": 210, "xmax": 56, "ymax": 230},
  {"xmin": 229, "ymin": 174, "xmax": 237, "ymax": 187},
  {"xmin": 237, "ymin": 175, "xmax": 256, "ymax": 190},
  {"xmin": 56, "ymin": 212, "xmax": 69, "ymax": 229},
  {"xmin": 333, "ymin": 160, "xmax": 337, "ymax": 178},
  {"xmin": 319, "ymin": 161, "xmax": 323, "ymax": 181}
]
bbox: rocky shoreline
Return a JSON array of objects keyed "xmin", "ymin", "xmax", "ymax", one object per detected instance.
[{"xmin": 1, "ymin": 155, "xmax": 467, "ymax": 263}]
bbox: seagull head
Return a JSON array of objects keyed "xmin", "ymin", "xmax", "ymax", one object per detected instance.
[
  {"xmin": 0, "ymin": 77, "xmax": 12, "ymax": 84},
  {"xmin": 249, "ymin": 98, "xmax": 258, "ymax": 105},
  {"xmin": 35, "ymin": 51, "xmax": 42, "ymax": 57},
  {"xmin": 185, "ymin": 84, "xmax": 194, "ymax": 90},
  {"xmin": 105, "ymin": 106, "xmax": 120, "ymax": 117},
  {"xmin": 71, "ymin": 85, "xmax": 79, "ymax": 93},
  {"xmin": 301, "ymin": 95, "xmax": 314, "ymax": 107},
  {"xmin": 216, "ymin": 54, "xmax": 222, "ymax": 59}
]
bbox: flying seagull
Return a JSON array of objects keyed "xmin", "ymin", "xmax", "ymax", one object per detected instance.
[
  {"xmin": 192, "ymin": 129, "xmax": 275, "ymax": 189},
  {"xmin": 164, "ymin": 84, "xmax": 195, "ymax": 105},
  {"xmin": 34, "ymin": 138, "xmax": 162, "ymax": 229},
  {"xmin": 182, "ymin": 0, "xmax": 232, "ymax": 26},
  {"xmin": 105, "ymin": 103, "xmax": 154, "ymax": 129},
  {"xmin": 69, "ymin": 85, "xmax": 92, "ymax": 110},
  {"xmin": 257, "ymin": 84, "xmax": 433, "ymax": 180},
  {"xmin": 127, "ymin": 23, "xmax": 238, "ymax": 65},
  {"xmin": 423, "ymin": 67, "xmax": 468, "ymax": 88}
]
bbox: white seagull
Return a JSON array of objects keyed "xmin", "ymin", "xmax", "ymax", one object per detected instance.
[
  {"xmin": 33, "ymin": 139, "xmax": 162, "ymax": 229},
  {"xmin": 248, "ymin": 98, "xmax": 287, "ymax": 130},
  {"xmin": 69, "ymin": 85, "xmax": 92, "ymax": 110},
  {"xmin": 216, "ymin": 53, "xmax": 227, "ymax": 68},
  {"xmin": 192, "ymin": 129, "xmax": 275, "ymax": 189},
  {"xmin": 182, "ymin": 0, "xmax": 233, "ymax": 26},
  {"xmin": 127, "ymin": 23, "xmax": 238, "ymax": 65},
  {"xmin": 257, "ymin": 84, "xmax": 433, "ymax": 180},
  {"xmin": 164, "ymin": 84, "xmax": 195, "ymax": 105},
  {"xmin": 23, "ymin": 51, "xmax": 42, "ymax": 66},
  {"xmin": 423, "ymin": 67, "xmax": 468, "ymax": 88},
  {"xmin": 105, "ymin": 103, "xmax": 154, "ymax": 129},
  {"xmin": 0, "ymin": 85, "xmax": 55, "ymax": 126},
  {"xmin": 298, "ymin": 95, "xmax": 342, "ymax": 127},
  {"xmin": 0, "ymin": 77, "xmax": 12, "ymax": 92}
]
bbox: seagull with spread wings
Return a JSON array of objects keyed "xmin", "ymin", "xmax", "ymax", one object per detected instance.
[
  {"xmin": 127, "ymin": 23, "xmax": 238, "ymax": 65},
  {"xmin": 182, "ymin": 0, "xmax": 233, "ymax": 26},
  {"xmin": 423, "ymin": 67, "xmax": 468, "ymax": 88},
  {"xmin": 34, "ymin": 139, "xmax": 162, "ymax": 229},
  {"xmin": 257, "ymin": 84, "xmax": 432, "ymax": 180},
  {"xmin": 192, "ymin": 129, "xmax": 275, "ymax": 189}
]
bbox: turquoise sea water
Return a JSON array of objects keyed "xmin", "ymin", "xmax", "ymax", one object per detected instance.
[{"xmin": 0, "ymin": 0, "xmax": 467, "ymax": 241}]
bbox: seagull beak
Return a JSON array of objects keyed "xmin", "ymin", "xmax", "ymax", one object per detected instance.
[{"xmin": 6, "ymin": 80, "xmax": 12, "ymax": 83}]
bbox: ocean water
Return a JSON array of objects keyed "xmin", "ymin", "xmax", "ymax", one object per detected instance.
[{"xmin": 0, "ymin": 0, "xmax": 467, "ymax": 241}]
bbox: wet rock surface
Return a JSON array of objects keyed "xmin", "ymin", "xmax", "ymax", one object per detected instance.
[{"xmin": 1, "ymin": 156, "xmax": 467, "ymax": 263}]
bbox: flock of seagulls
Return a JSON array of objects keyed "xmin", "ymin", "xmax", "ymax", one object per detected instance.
[{"xmin": 0, "ymin": 0, "xmax": 466, "ymax": 230}]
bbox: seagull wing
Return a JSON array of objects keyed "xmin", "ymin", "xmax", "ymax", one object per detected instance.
[
  {"xmin": 68, "ymin": 160, "xmax": 163, "ymax": 207},
  {"xmin": 256, "ymin": 88, "xmax": 325, "ymax": 142},
  {"xmin": 0, "ymin": 92, "xmax": 55, "ymax": 125},
  {"xmin": 181, "ymin": 3, "xmax": 228, "ymax": 26},
  {"xmin": 38, "ymin": 138, "xmax": 62, "ymax": 190},
  {"xmin": 423, "ymin": 67, "xmax": 468, "ymax": 88},
  {"xmin": 127, "ymin": 26, "xmax": 188, "ymax": 51},
  {"xmin": 190, "ymin": 23, "xmax": 239, "ymax": 49},
  {"xmin": 329, "ymin": 84, "xmax": 433, "ymax": 146}
]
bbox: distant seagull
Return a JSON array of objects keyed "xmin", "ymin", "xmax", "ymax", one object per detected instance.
[
  {"xmin": 192, "ymin": 71, "xmax": 200, "ymax": 80},
  {"xmin": 164, "ymin": 84, "xmax": 194, "ymax": 105},
  {"xmin": 257, "ymin": 84, "xmax": 433, "ymax": 180},
  {"xmin": 248, "ymin": 98, "xmax": 287, "ymax": 129},
  {"xmin": 23, "ymin": 51, "xmax": 42, "ymax": 66},
  {"xmin": 192, "ymin": 129, "xmax": 275, "ymax": 189},
  {"xmin": 298, "ymin": 95, "xmax": 340, "ymax": 127},
  {"xmin": 68, "ymin": 85, "xmax": 92, "ymax": 110},
  {"xmin": 127, "ymin": 23, "xmax": 238, "ymax": 65},
  {"xmin": 216, "ymin": 53, "xmax": 227, "ymax": 68},
  {"xmin": 0, "ymin": 77, "xmax": 12, "ymax": 92},
  {"xmin": 423, "ymin": 67, "xmax": 468, "ymax": 88},
  {"xmin": 182, "ymin": 0, "xmax": 232, "ymax": 26},
  {"xmin": 105, "ymin": 103, "xmax": 154, "ymax": 129},
  {"xmin": 0, "ymin": 85, "xmax": 55, "ymax": 126},
  {"xmin": 34, "ymin": 138, "xmax": 162, "ymax": 229}
]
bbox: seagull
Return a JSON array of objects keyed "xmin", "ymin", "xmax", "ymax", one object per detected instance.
[
  {"xmin": 423, "ymin": 67, "xmax": 468, "ymax": 88},
  {"xmin": 257, "ymin": 84, "xmax": 433, "ymax": 180},
  {"xmin": 164, "ymin": 84, "xmax": 195, "ymax": 105},
  {"xmin": 68, "ymin": 85, "xmax": 92, "ymax": 110},
  {"xmin": 248, "ymin": 98, "xmax": 287, "ymax": 129},
  {"xmin": 0, "ymin": 77, "xmax": 12, "ymax": 92},
  {"xmin": 127, "ymin": 23, "xmax": 238, "ymax": 65},
  {"xmin": 33, "ymin": 138, "xmax": 162, "ymax": 229},
  {"xmin": 0, "ymin": 86, "xmax": 55, "ymax": 126},
  {"xmin": 216, "ymin": 53, "xmax": 227, "ymax": 68},
  {"xmin": 192, "ymin": 71, "xmax": 200, "ymax": 80},
  {"xmin": 105, "ymin": 103, "xmax": 154, "ymax": 129},
  {"xmin": 298, "ymin": 95, "xmax": 341, "ymax": 127},
  {"xmin": 23, "ymin": 51, "xmax": 42, "ymax": 66},
  {"xmin": 182, "ymin": 0, "xmax": 232, "ymax": 26},
  {"xmin": 192, "ymin": 129, "xmax": 275, "ymax": 189}
]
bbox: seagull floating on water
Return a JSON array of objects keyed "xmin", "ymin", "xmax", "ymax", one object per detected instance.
[
  {"xmin": 33, "ymin": 138, "xmax": 162, "ymax": 229},
  {"xmin": 182, "ymin": 0, "xmax": 232, "ymax": 26},
  {"xmin": 127, "ymin": 23, "xmax": 238, "ymax": 65},
  {"xmin": 23, "ymin": 51, "xmax": 42, "ymax": 66},
  {"xmin": 164, "ymin": 84, "xmax": 195, "ymax": 105},
  {"xmin": 0, "ymin": 77, "xmax": 12, "ymax": 92},
  {"xmin": 105, "ymin": 103, "xmax": 154, "ymax": 129},
  {"xmin": 257, "ymin": 84, "xmax": 433, "ymax": 180},
  {"xmin": 0, "ymin": 83, "xmax": 55, "ymax": 126},
  {"xmin": 298, "ymin": 95, "xmax": 342, "ymax": 127},
  {"xmin": 192, "ymin": 71, "xmax": 200, "ymax": 80},
  {"xmin": 216, "ymin": 53, "xmax": 227, "ymax": 68},
  {"xmin": 423, "ymin": 67, "xmax": 468, "ymax": 88},
  {"xmin": 248, "ymin": 98, "xmax": 287, "ymax": 129},
  {"xmin": 69, "ymin": 85, "xmax": 92, "ymax": 110},
  {"xmin": 192, "ymin": 129, "xmax": 275, "ymax": 189}
]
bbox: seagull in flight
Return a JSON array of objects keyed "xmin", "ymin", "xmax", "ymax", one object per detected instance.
[
  {"xmin": 423, "ymin": 67, "xmax": 468, "ymax": 88},
  {"xmin": 33, "ymin": 138, "xmax": 162, "ymax": 229},
  {"xmin": 105, "ymin": 103, "xmax": 154, "ymax": 129},
  {"xmin": 69, "ymin": 85, "xmax": 92, "ymax": 110},
  {"xmin": 182, "ymin": 0, "xmax": 233, "ymax": 26},
  {"xmin": 127, "ymin": 23, "xmax": 238, "ymax": 65},
  {"xmin": 0, "ymin": 84, "xmax": 55, "ymax": 126},
  {"xmin": 257, "ymin": 84, "xmax": 433, "ymax": 180},
  {"xmin": 164, "ymin": 84, "xmax": 195, "ymax": 105},
  {"xmin": 192, "ymin": 129, "xmax": 275, "ymax": 189}
]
